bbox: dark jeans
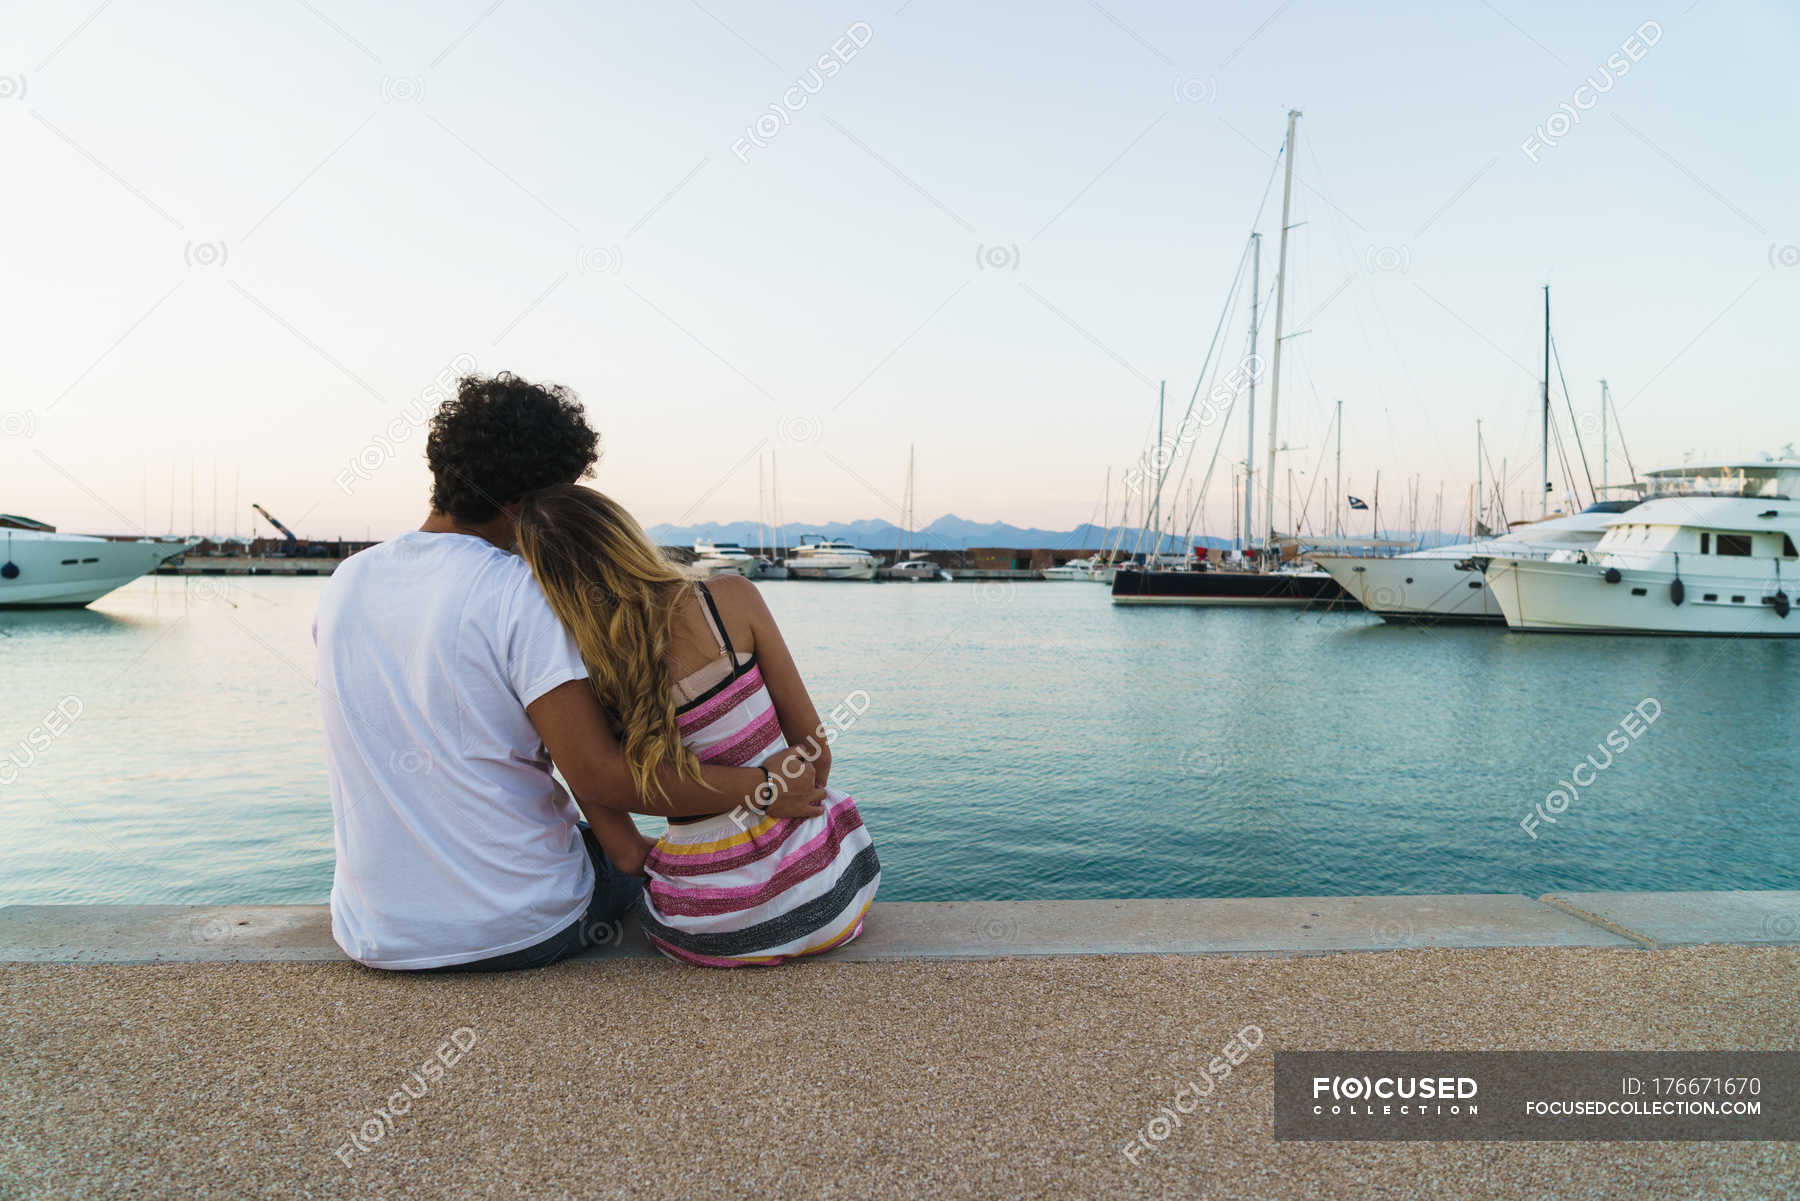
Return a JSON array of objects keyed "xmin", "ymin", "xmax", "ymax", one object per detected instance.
[{"xmin": 428, "ymin": 824, "xmax": 645, "ymax": 973}]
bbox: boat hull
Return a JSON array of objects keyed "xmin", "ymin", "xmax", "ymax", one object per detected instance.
[
  {"xmin": 1312, "ymin": 554, "xmax": 1502, "ymax": 624},
  {"xmin": 788, "ymin": 562, "xmax": 876, "ymax": 581},
  {"xmin": 0, "ymin": 538, "xmax": 179, "ymax": 608},
  {"xmin": 1109, "ymin": 568, "xmax": 1357, "ymax": 608},
  {"xmin": 1485, "ymin": 556, "xmax": 1800, "ymax": 637}
]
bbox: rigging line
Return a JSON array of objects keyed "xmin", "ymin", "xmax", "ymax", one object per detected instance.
[
  {"xmin": 1141, "ymin": 136, "xmax": 1281, "ymax": 554},
  {"xmin": 1480, "ymin": 436, "xmax": 1510, "ymax": 529},
  {"xmin": 1176, "ymin": 383, "xmax": 1243, "ymax": 549},
  {"xmin": 1173, "ymin": 286, "xmax": 1260, "ymax": 543},
  {"xmin": 1139, "ymin": 233, "xmax": 1255, "ymax": 550},
  {"xmin": 1294, "ymin": 403, "xmax": 1337, "ymax": 538},
  {"xmin": 1607, "ymin": 384, "xmax": 1640, "ymax": 487},
  {"xmin": 1168, "ymin": 265, "xmax": 1259, "ymax": 547},
  {"xmin": 1550, "ymin": 332, "xmax": 1596, "ymax": 503},
  {"xmin": 1548, "ymin": 409, "xmax": 1579, "ymax": 510}
]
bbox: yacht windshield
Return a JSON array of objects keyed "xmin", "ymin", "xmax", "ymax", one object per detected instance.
[{"xmin": 1646, "ymin": 466, "xmax": 1795, "ymax": 500}]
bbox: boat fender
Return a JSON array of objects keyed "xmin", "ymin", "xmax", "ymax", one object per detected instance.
[
  {"xmin": 1603, "ymin": 568, "xmax": 1622, "ymax": 584},
  {"xmin": 1775, "ymin": 591, "xmax": 1791, "ymax": 619},
  {"xmin": 1669, "ymin": 552, "xmax": 1683, "ymax": 606},
  {"xmin": 0, "ymin": 562, "xmax": 15, "ymax": 579}
]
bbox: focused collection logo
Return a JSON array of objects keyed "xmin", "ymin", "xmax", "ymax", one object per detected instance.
[{"xmin": 1311, "ymin": 1074, "xmax": 1479, "ymax": 1117}]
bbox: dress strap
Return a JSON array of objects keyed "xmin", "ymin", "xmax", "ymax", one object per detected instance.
[{"xmin": 693, "ymin": 581, "xmax": 737, "ymax": 661}]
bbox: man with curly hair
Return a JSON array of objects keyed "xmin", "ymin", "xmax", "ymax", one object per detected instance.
[{"xmin": 313, "ymin": 372, "xmax": 826, "ymax": 971}]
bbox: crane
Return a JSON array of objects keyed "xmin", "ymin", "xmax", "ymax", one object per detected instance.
[{"xmin": 252, "ymin": 503, "xmax": 326, "ymax": 558}]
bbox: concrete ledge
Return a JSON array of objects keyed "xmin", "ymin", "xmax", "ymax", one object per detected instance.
[
  {"xmin": 5, "ymin": 893, "xmax": 1795, "ymax": 965},
  {"xmin": 823, "ymin": 895, "xmax": 1636, "ymax": 960},
  {"xmin": 1544, "ymin": 889, "xmax": 1800, "ymax": 947}
]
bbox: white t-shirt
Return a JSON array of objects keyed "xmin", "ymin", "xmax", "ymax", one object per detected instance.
[{"xmin": 313, "ymin": 531, "xmax": 594, "ymax": 969}]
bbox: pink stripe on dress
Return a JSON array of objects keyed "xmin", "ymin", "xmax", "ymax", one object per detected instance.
[
  {"xmin": 648, "ymin": 801, "xmax": 866, "ymax": 917},
  {"xmin": 677, "ymin": 666, "xmax": 765, "ymax": 734},
  {"xmin": 707, "ymin": 706, "xmax": 784, "ymax": 767}
]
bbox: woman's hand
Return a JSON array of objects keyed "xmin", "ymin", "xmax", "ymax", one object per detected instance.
[{"xmin": 761, "ymin": 745, "xmax": 829, "ymax": 819}]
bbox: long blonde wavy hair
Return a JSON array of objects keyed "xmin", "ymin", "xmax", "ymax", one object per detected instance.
[{"xmin": 515, "ymin": 484, "xmax": 706, "ymax": 806}]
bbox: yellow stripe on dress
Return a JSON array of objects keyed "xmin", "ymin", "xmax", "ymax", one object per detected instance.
[
  {"xmin": 794, "ymin": 895, "xmax": 875, "ymax": 958},
  {"xmin": 654, "ymin": 814, "xmax": 781, "ymax": 856}
]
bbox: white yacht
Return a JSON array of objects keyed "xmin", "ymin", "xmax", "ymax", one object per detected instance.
[
  {"xmin": 1482, "ymin": 456, "xmax": 1800, "ymax": 636},
  {"xmin": 786, "ymin": 537, "xmax": 878, "ymax": 581},
  {"xmin": 1042, "ymin": 556, "xmax": 1104, "ymax": 581},
  {"xmin": 880, "ymin": 553, "xmax": 951, "ymax": 582},
  {"xmin": 1312, "ymin": 502, "xmax": 1637, "ymax": 624},
  {"xmin": 0, "ymin": 521, "xmax": 188, "ymax": 608},
  {"xmin": 690, "ymin": 539, "xmax": 755, "ymax": 578}
]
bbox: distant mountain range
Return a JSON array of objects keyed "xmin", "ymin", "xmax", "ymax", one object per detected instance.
[{"xmin": 648, "ymin": 515, "xmax": 1472, "ymax": 552}]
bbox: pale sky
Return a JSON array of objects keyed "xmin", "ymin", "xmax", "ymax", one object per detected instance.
[{"xmin": 3, "ymin": 0, "xmax": 1795, "ymax": 543}]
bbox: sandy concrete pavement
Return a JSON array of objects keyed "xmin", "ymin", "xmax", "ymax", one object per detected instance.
[{"xmin": 2, "ymin": 946, "xmax": 1796, "ymax": 1200}]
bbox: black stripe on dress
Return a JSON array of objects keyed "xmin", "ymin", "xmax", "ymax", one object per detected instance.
[{"xmin": 637, "ymin": 844, "xmax": 880, "ymax": 958}]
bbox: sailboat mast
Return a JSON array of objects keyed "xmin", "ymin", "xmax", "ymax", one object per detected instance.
[
  {"xmin": 1599, "ymin": 378, "xmax": 1610, "ymax": 493},
  {"xmin": 1541, "ymin": 285, "xmax": 1551, "ymax": 518},
  {"xmin": 772, "ymin": 452, "xmax": 783, "ymax": 558},
  {"xmin": 904, "ymin": 443, "xmax": 915, "ymax": 556},
  {"xmin": 1264, "ymin": 109, "xmax": 1301, "ymax": 559},
  {"xmin": 1476, "ymin": 419, "xmax": 1484, "ymax": 535},
  {"xmin": 1334, "ymin": 398, "xmax": 1342, "ymax": 539},
  {"xmin": 1154, "ymin": 381, "xmax": 1165, "ymax": 553},
  {"xmin": 1244, "ymin": 231, "xmax": 1261, "ymax": 550}
]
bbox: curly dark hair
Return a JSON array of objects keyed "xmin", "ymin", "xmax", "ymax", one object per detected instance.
[{"xmin": 425, "ymin": 372, "xmax": 600, "ymax": 522}]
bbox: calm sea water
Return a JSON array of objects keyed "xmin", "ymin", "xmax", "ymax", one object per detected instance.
[{"xmin": 2, "ymin": 574, "xmax": 1796, "ymax": 906}]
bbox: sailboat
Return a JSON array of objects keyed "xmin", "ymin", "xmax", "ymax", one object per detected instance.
[
  {"xmin": 751, "ymin": 452, "xmax": 788, "ymax": 579},
  {"xmin": 880, "ymin": 444, "xmax": 952, "ymax": 581},
  {"xmin": 1110, "ymin": 110, "xmax": 1354, "ymax": 608}
]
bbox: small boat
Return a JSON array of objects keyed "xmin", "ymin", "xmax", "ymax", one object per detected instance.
[
  {"xmin": 878, "ymin": 445, "xmax": 950, "ymax": 581},
  {"xmin": 881, "ymin": 554, "xmax": 952, "ymax": 582},
  {"xmin": 1482, "ymin": 455, "xmax": 1800, "ymax": 636},
  {"xmin": 749, "ymin": 556, "xmax": 788, "ymax": 580},
  {"xmin": 787, "ymin": 537, "xmax": 878, "ymax": 581},
  {"xmin": 691, "ymin": 539, "xmax": 754, "ymax": 578},
  {"xmin": 0, "ymin": 518, "xmax": 188, "ymax": 608}
]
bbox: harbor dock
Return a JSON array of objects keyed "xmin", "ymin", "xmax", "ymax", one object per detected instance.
[
  {"xmin": 5, "ymin": 893, "xmax": 1796, "ymax": 1200},
  {"xmin": 151, "ymin": 552, "xmax": 1084, "ymax": 582}
]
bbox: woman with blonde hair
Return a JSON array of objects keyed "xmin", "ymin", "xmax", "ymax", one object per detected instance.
[{"xmin": 516, "ymin": 484, "xmax": 879, "ymax": 966}]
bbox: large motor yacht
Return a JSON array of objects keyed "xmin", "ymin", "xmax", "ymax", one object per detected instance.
[
  {"xmin": 786, "ymin": 537, "xmax": 878, "ymax": 581},
  {"xmin": 1481, "ymin": 456, "xmax": 1800, "ymax": 636},
  {"xmin": 1312, "ymin": 501, "xmax": 1638, "ymax": 624},
  {"xmin": 0, "ymin": 519, "xmax": 188, "ymax": 608},
  {"xmin": 690, "ymin": 539, "xmax": 755, "ymax": 578}
]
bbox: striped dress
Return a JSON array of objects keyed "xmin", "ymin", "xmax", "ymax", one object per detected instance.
[{"xmin": 637, "ymin": 582, "xmax": 880, "ymax": 966}]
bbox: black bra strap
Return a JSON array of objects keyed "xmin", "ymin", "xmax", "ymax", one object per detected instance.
[{"xmin": 694, "ymin": 581, "xmax": 737, "ymax": 661}]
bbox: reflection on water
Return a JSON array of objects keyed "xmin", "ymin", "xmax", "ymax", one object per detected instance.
[{"xmin": 1, "ymin": 574, "xmax": 1796, "ymax": 904}]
